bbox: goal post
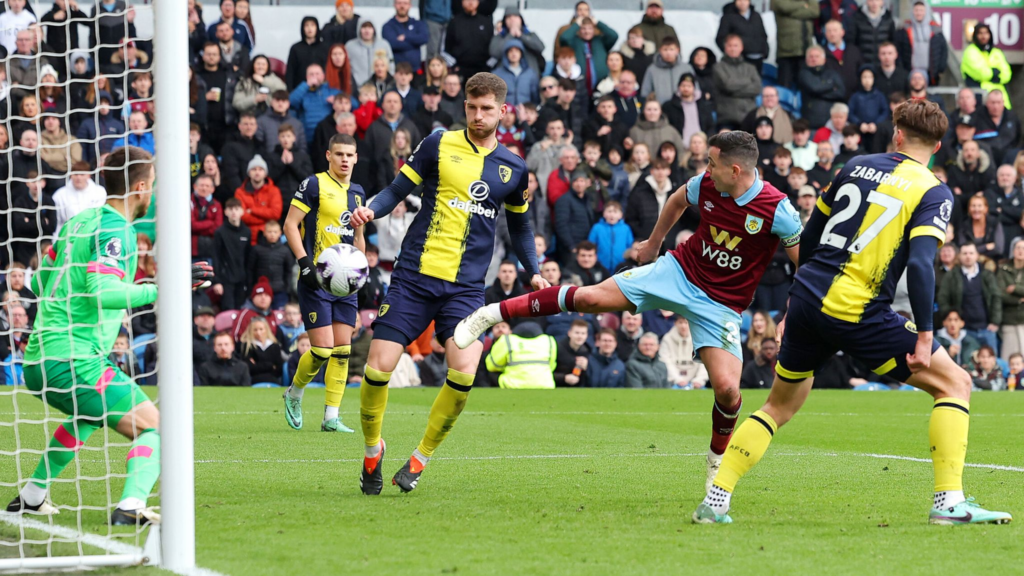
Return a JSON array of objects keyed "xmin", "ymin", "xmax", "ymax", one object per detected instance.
[
  {"xmin": 153, "ymin": 0, "xmax": 197, "ymax": 570},
  {"xmin": 0, "ymin": 0, "xmax": 195, "ymax": 571}
]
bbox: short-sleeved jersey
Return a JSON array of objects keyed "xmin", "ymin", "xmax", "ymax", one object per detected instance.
[
  {"xmin": 670, "ymin": 172, "xmax": 803, "ymax": 313},
  {"xmin": 24, "ymin": 205, "xmax": 139, "ymax": 362},
  {"xmin": 290, "ymin": 172, "xmax": 366, "ymax": 262},
  {"xmin": 395, "ymin": 129, "xmax": 530, "ymax": 285},
  {"xmin": 791, "ymin": 152, "xmax": 954, "ymax": 323}
]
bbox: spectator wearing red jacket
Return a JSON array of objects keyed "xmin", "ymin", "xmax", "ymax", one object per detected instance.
[
  {"xmin": 191, "ymin": 174, "xmax": 223, "ymax": 261},
  {"xmin": 546, "ymin": 146, "xmax": 580, "ymax": 208},
  {"xmin": 353, "ymin": 83, "xmax": 382, "ymax": 139},
  {"xmin": 234, "ymin": 155, "xmax": 282, "ymax": 245}
]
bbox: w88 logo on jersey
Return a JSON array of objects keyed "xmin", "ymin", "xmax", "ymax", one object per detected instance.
[{"xmin": 701, "ymin": 226, "xmax": 744, "ymax": 270}]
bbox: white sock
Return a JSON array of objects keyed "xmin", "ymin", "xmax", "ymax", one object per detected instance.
[
  {"xmin": 118, "ymin": 497, "xmax": 146, "ymax": 512},
  {"xmin": 934, "ymin": 490, "xmax": 965, "ymax": 510},
  {"xmin": 324, "ymin": 405, "xmax": 339, "ymax": 420},
  {"xmin": 411, "ymin": 448, "xmax": 430, "ymax": 467},
  {"xmin": 484, "ymin": 303, "xmax": 503, "ymax": 322},
  {"xmin": 20, "ymin": 482, "xmax": 47, "ymax": 507},
  {"xmin": 287, "ymin": 385, "xmax": 304, "ymax": 400},
  {"xmin": 702, "ymin": 485, "xmax": 732, "ymax": 515},
  {"xmin": 707, "ymin": 449, "xmax": 723, "ymax": 464},
  {"xmin": 365, "ymin": 440, "xmax": 382, "ymax": 459}
]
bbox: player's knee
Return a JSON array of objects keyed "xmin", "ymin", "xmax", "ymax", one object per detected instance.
[
  {"xmin": 713, "ymin": 382, "xmax": 741, "ymax": 405},
  {"xmin": 949, "ymin": 367, "xmax": 973, "ymax": 399},
  {"xmin": 573, "ymin": 287, "xmax": 602, "ymax": 312}
]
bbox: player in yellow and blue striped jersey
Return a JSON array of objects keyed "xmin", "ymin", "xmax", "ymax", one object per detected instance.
[
  {"xmin": 694, "ymin": 100, "xmax": 1012, "ymax": 526},
  {"xmin": 349, "ymin": 74, "xmax": 548, "ymax": 495}
]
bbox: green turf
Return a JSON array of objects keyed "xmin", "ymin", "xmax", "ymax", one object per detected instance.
[{"xmin": 2, "ymin": 387, "xmax": 1022, "ymax": 575}]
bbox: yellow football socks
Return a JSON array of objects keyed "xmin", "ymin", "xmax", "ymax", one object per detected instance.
[
  {"xmin": 292, "ymin": 346, "xmax": 331, "ymax": 390},
  {"xmin": 417, "ymin": 368, "xmax": 474, "ymax": 458},
  {"xmin": 360, "ymin": 365, "xmax": 391, "ymax": 448},
  {"xmin": 714, "ymin": 410, "xmax": 778, "ymax": 492},
  {"xmin": 324, "ymin": 345, "xmax": 351, "ymax": 409},
  {"xmin": 930, "ymin": 398, "xmax": 969, "ymax": 493}
]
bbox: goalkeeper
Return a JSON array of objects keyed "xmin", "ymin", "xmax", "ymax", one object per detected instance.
[{"xmin": 4, "ymin": 146, "xmax": 215, "ymax": 526}]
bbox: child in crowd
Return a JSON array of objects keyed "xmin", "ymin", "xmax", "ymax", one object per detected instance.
[
  {"xmin": 213, "ymin": 198, "xmax": 251, "ymax": 311},
  {"xmin": 276, "ymin": 302, "xmax": 305, "ymax": 354},
  {"xmin": 835, "ymin": 125, "xmax": 865, "ymax": 168},
  {"xmin": 288, "ymin": 332, "xmax": 325, "ymax": 386},
  {"xmin": 353, "ymin": 84, "xmax": 381, "ymax": 139},
  {"xmin": 1008, "ymin": 353, "xmax": 1024, "ymax": 391},
  {"xmin": 763, "ymin": 147, "xmax": 793, "ymax": 198},
  {"xmin": 108, "ymin": 332, "xmax": 140, "ymax": 378},
  {"xmin": 588, "ymin": 201, "xmax": 634, "ymax": 272},
  {"xmin": 247, "ymin": 220, "xmax": 293, "ymax": 309},
  {"xmin": 784, "ymin": 119, "xmax": 817, "ymax": 171}
]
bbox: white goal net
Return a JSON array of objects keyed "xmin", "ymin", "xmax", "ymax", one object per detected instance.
[{"xmin": 1, "ymin": 0, "xmax": 194, "ymax": 571}]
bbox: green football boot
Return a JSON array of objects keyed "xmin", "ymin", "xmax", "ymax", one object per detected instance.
[
  {"xmin": 692, "ymin": 503, "xmax": 733, "ymax": 524},
  {"xmin": 283, "ymin": 392, "xmax": 303, "ymax": 430},
  {"xmin": 929, "ymin": 497, "xmax": 1012, "ymax": 525},
  {"xmin": 321, "ymin": 417, "xmax": 354, "ymax": 433}
]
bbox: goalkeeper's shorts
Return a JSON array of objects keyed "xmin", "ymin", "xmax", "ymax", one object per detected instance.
[{"xmin": 23, "ymin": 359, "xmax": 151, "ymax": 428}]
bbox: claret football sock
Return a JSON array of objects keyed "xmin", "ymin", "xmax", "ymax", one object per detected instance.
[
  {"xmin": 710, "ymin": 397, "xmax": 742, "ymax": 455},
  {"xmin": 498, "ymin": 286, "xmax": 578, "ymax": 320},
  {"xmin": 361, "ymin": 365, "xmax": 392, "ymax": 453},
  {"xmin": 417, "ymin": 368, "xmax": 474, "ymax": 458},
  {"xmin": 930, "ymin": 398, "xmax": 969, "ymax": 508},
  {"xmin": 714, "ymin": 410, "xmax": 778, "ymax": 493}
]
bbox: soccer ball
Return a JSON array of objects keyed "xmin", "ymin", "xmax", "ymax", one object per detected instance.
[{"xmin": 316, "ymin": 244, "xmax": 369, "ymax": 297}]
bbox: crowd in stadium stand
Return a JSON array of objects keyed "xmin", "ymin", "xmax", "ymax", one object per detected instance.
[{"xmin": 1, "ymin": 0, "xmax": 1023, "ymax": 390}]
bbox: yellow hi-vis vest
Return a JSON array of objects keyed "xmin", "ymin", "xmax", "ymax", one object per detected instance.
[{"xmin": 485, "ymin": 333, "xmax": 557, "ymax": 389}]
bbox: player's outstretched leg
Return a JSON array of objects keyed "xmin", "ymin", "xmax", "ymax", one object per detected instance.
[
  {"xmin": 322, "ymin": 345, "xmax": 355, "ymax": 433},
  {"xmin": 359, "ymin": 364, "xmax": 392, "ymax": 495},
  {"xmin": 109, "ymin": 391, "xmax": 162, "ymax": 526},
  {"xmin": 283, "ymin": 346, "xmax": 332, "ymax": 430},
  {"xmin": 694, "ymin": 375, "xmax": 812, "ymax": 524},
  {"xmin": 394, "ymin": 367, "xmax": 476, "ymax": 492},
  {"xmin": 700, "ymin": 347, "xmax": 743, "ymax": 493},
  {"xmin": 455, "ymin": 280, "xmax": 633, "ymax": 349},
  {"xmin": 6, "ymin": 417, "xmax": 98, "ymax": 516},
  {"xmin": 907, "ymin": 350, "xmax": 1012, "ymax": 525}
]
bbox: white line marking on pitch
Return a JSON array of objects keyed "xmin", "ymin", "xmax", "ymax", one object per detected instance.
[
  {"xmin": 188, "ymin": 451, "xmax": 1024, "ymax": 473},
  {"xmin": 0, "ymin": 514, "xmax": 229, "ymax": 576}
]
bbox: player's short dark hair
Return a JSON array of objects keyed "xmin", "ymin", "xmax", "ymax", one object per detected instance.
[
  {"xmin": 328, "ymin": 133, "xmax": 357, "ymax": 149},
  {"xmin": 708, "ymin": 131, "xmax": 758, "ymax": 171},
  {"xmin": 225, "ymin": 197, "xmax": 243, "ymax": 209},
  {"xmin": 576, "ymin": 241, "xmax": 597, "ymax": 253},
  {"xmin": 659, "ymin": 35, "xmax": 679, "ymax": 49},
  {"xmin": 792, "ymin": 118, "xmax": 811, "ymax": 133},
  {"xmin": 841, "ymin": 125, "xmax": 860, "ymax": 137},
  {"xmin": 893, "ymin": 99, "xmax": 948, "ymax": 146},
  {"xmin": 395, "ymin": 61, "xmax": 413, "ymax": 76},
  {"xmin": 102, "ymin": 146, "xmax": 153, "ymax": 198},
  {"xmin": 597, "ymin": 327, "xmax": 617, "ymax": 340},
  {"xmin": 465, "ymin": 72, "xmax": 508, "ymax": 104},
  {"xmin": 569, "ymin": 319, "xmax": 590, "ymax": 330}
]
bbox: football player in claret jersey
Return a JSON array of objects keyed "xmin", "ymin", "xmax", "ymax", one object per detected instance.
[
  {"xmin": 349, "ymin": 74, "xmax": 547, "ymax": 494},
  {"xmin": 693, "ymin": 100, "xmax": 1012, "ymax": 525},
  {"xmin": 5, "ymin": 146, "xmax": 214, "ymax": 526},
  {"xmin": 456, "ymin": 131, "xmax": 803, "ymax": 491},
  {"xmin": 282, "ymin": 133, "xmax": 366, "ymax": 433}
]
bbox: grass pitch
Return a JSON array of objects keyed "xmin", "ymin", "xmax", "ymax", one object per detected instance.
[{"xmin": 2, "ymin": 387, "xmax": 1022, "ymax": 575}]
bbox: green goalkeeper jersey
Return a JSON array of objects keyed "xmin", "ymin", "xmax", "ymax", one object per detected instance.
[{"xmin": 25, "ymin": 205, "xmax": 158, "ymax": 363}]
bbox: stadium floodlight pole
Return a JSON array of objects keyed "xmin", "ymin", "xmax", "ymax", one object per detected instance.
[{"xmin": 154, "ymin": 0, "xmax": 197, "ymax": 570}]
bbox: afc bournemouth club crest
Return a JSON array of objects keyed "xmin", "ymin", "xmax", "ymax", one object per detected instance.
[
  {"xmin": 498, "ymin": 165, "xmax": 512, "ymax": 184},
  {"xmin": 744, "ymin": 215, "xmax": 764, "ymax": 234},
  {"xmin": 379, "ymin": 304, "xmax": 390, "ymax": 317},
  {"xmin": 308, "ymin": 312, "xmax": 317, "ymax": 324}
]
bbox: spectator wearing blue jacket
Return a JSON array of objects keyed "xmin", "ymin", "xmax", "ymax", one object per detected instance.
[
  {"xmin": 206, "ymin": 0, "xmax": 253, "ymax": 53},
  {"xmin": 588, "ymin": 200, "xmax": 634, "ymax": 271},
  {"xmin": 848, "ymin": 66, "xmax": 888, "ymax": 130},
  {"xmin": 491, "ymin": 38, "xmax": 539, "ymax": 107},
  {"xmin": 590, "ymin": 328, "xmax": 626, "ymax": 388},
  {"xmin": 382, "ymin": 0, "xmax": 429, "ymax": 70},
  {"xmin": 112, "ymin": 110, "xmax": 155, "ymax": 155},
  {"xmin": 289, "ymin": 63, "xmax": 340, "ymax": 145}
]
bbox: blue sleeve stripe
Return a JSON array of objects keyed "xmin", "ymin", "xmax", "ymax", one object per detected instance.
[
  {"xmin": 771, "ymin": 199, "xmax": 803, "ymax": 239},
  {"xmin": 685, "ymin": 174, "xmax": 703, "ymax": 206}
]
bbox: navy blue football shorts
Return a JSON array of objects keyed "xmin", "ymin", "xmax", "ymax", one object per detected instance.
[
  {"xmin": 776, "ymin": 294, "xmax": 941, "ymax": 384},
  {"xmin": 297, "ymin": 281, "xmax": 357, "ymax": 331},
  {"xmin": 371, "ymin": 268, "xmax": 485, "ymax": 346}
]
